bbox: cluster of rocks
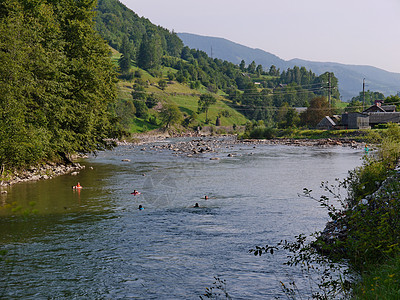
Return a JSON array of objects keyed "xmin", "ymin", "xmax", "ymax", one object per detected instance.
[
  {"xmin": 127, "ymin": 137, "xmax": 365, "ymax": 160},
  {"xmin": 242, "ymin": 138, "xmax": 362, "ymax": 148},
  {"xmin": 143, "ymin": 138, "xmax": 223, "ymax": 156},
  {"xmin": 1, "ymin": 162, "xmax": 84, "ymax": 187}
]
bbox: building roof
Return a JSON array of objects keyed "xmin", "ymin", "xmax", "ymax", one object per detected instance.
[
  {"xmin": 369, "ymin": 112, "xmax": 400, "ymax": 124},
  {"xmin": 363, "ymin": 104, "xmax": 397, "ymax": 113}
]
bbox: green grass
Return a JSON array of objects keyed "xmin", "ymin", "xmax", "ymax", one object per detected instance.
[
  {"xmin": 275, "ymin": 128, "xmax": 372, "ymax": 140},
  {"xmin": 110, "ymin": 48, "xmax": 248, "ymax": 132},
  {"xmin": 352, "ymin": 256, "xmax": 400, "ymax": 299},
  {"xmin": 129, "ymin": 118, "xmax": 159, "ymax": 133},
  {"xmin": 168, "ymin": 94, "xmax": 247, "ymax": 126}
]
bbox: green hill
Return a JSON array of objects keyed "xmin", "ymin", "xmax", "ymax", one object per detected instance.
[{"xmin": 111, "ymin": 49, "xmax": 247, "ymax": 133}]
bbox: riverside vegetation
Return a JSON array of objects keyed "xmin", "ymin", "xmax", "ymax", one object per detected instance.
[{"xmin": 251, "ymin": 123, "xmax": 400, "ymax": 299}]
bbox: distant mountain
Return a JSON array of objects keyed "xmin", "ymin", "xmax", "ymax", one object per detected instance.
[{"xmin": 178, "ymin": 32, "xmax": 400, "ymax": 100}]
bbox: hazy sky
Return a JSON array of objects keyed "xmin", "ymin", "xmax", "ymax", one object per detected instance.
[{"xmin": 120, "ymin": 0, "xmax": 400, "ymax": 73}]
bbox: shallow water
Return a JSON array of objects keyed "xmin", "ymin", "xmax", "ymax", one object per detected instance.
[{"xmin": 0, "ymin": 140, "xmax": 363, "ymax": 299}]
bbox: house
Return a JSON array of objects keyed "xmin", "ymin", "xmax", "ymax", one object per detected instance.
[
  {"xmin": 363, "ymin": 103, "xmax": 396, "ymax": 113},
  {"xmin": 317, "ymin": 116, "xmax": 337, "ymax": 130},
  {"xmin": 339, "ymin": 102, "xmax": 400, "ymax": 129},
  {"xmin": 341, "ymin": 112, "xmax": 370, "ymax": 129},
  {"xmin": 368, "ymin": 112, "xmax": 400, "ymax": 127}
]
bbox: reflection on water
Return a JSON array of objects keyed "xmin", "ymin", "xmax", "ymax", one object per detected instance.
[{"xmin": 0, "ymin": 140, "xmax": 363, "ymax": 298}]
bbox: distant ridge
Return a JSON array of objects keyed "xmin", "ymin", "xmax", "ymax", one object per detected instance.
[{"xmin": 178, "ymin": 32, "xmax": 400, "ymax": 100}]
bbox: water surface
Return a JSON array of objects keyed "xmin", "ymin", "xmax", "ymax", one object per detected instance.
[{"xmin": 0, "ymin": 140, "xmax": 363, "ymax": 299}]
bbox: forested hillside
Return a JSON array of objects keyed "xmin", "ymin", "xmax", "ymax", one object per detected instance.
[
  {"xmin": 179, "ymin": 32, "xmax": 400, "ymax": 100},
  {"xmin": 94, "ymin": 0, "xmax": 341, "ymax": 130},
  {"xmin": 0, "ymin": 0, "xmax": 121, "ymax": 170}
]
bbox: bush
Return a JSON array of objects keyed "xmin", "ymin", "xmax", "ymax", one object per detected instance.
[
  {"xmin": 133, "ymin": 100, "xmax": 149, "ymax": 119},
  {"xmin": 249, "ymin": 126, "xmax": 276, "ymax": 139},
  {"xmin": 145, "ymin": 94, "xmax": 159, "ymax": 108}
]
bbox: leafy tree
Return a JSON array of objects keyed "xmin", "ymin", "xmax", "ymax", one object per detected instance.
[
  {"xmin": 0, "ymin": 0, "xmax": 121, "ymax": 170},
  {"xmin": 384, "ymin": 95, "xmax": 400, "ymax": 111},
  {"xmin": 158, "ymin": 79, "xmax": 167, "ymax": 90},
  {"xmin": 345, "ymin": 99, "xmax": 363, "ymax": 113},
  {"xmin": 116, "ymin": 99, "xmax": 136, "ymax": 130},
  {"xmin": 350, "ymin": 90, "xmax": 385, "ymax": 107},
  {"xmin": 198, "ymin": 93, "xmax": 217, "ymax": 123},
  {"xmin": 145, "ymin": 93, "xmax": 159, "ymax": 108},
  {"xmin": 160, "ymin": 103, "xmax": 182, "ymax": 128},
  {"xmin": 300, "ymin": 96, "xmax": 331, "ymax": 127},
  {"xmin": 133, "ymin": 100, "xmax": 149, "ymax": 119},
  {"xmin": 269, "ymin": 65, "xmax": 279, "ymax": 76}
]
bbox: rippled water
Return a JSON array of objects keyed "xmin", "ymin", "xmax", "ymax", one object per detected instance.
[{"xmin": 0, "ymin": 139, "xmax": 363, "ymax": 299}]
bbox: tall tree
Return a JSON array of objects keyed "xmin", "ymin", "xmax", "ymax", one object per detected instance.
[
  {"xmin": 137, "ymin": 31, "xmax": 163, "ymax": 70},
  {"xmin": 198, "ymin": 93, "xmax": 217, "ymax": 123},
  {"xmin": 300, "ymin": 96, "xmax": 331, "ymax": 127},
  {"xmin": 160, "ymin": 103, "xmax": 183, "ymax": 128},
  {"xmin": 247, "ymin": 61, "xmax": 256, "ymax": 74},
  {"xmin": 118, "ymin": 35, "xmax": 132, "ymax": 74}
]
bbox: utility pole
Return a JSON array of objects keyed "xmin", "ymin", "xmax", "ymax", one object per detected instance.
[
  {"xmin": 328, "ymin": 73, "xmax": 331, "ymax": 108},
  {"xmin": 362, "ymin": 78, "xmax": 365, "ymax": 111}
]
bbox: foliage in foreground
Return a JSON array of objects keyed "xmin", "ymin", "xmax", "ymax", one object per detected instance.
[
  {"xmin": 0, "ymin": 0, "xmax": 121, "ymax": 170},
  {"xmin": 251, "ymin": 124, "xmax": 400, "ymax": 298}
]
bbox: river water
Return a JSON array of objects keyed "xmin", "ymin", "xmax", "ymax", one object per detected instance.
[{"xmin": 0, "ymin": 139, "xmax": 363, "ymax": 299}]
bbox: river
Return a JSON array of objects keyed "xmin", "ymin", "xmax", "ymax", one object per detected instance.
[{"xmin": 0, "ymin": 139, "xmax": 363, "ymax": 299}]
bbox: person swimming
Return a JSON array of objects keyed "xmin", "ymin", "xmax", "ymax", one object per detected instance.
[
  {"xmin": 131, "ymin": 190, "xmax": 140, "ymax": 195},
  {"xmin": 73, "ymin": 182, "xmax": 82, "ymax": 189},
  {"xmin": 138, "ymin": 205, "xmax": 144, "ymax": 210},
  {"xmin": 194, "ymin": 203, "xmax": 199, "ymax": 208},
  {"xmin": 204, "ymin": 195, "xmax": 209, "ymax": 200}
]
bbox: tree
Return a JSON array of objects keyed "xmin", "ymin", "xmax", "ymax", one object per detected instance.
[
  {"xmin": 247, "ymin": 61, "xmax": 256, "ymax": 74},
  {"xmin": 137, "ymin": 31, "xmax": 163, "ymax": 70},
  {"xmin": 239, "ymin": 60, "xmax": 246, "ymax": 71},
  {"xmin": 345, "ymin": 99, "xmax": 363, "ymax": 113},
  {"xmin": 256, "ymin": 64, "xmax": 263, "ymax": 76},
  {"xmin": 118, "ymin": 35, "xmax": 132, "ymax": 74},
  {"xmin": 198, "ymin": 93, "xmax": 217, "ymax": 123},
  {"xmin": 158, "ymin": 79, "xmax": 167, "ymax": 90},
  {"xmin": 384, "ymin": 95, "xmax": 400, "ymax": 111},
  {"xmin": 300, "ymin": 96, "xmax": 331, "ymax": 127},
  {"xmin": 160, "ymin": 103, "xmax": 183, "ymax": 128}
]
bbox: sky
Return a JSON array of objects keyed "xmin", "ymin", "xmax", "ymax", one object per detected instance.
[{"xmin": 120, "ymin": 0, "xmax": 400, "ymax": 74}]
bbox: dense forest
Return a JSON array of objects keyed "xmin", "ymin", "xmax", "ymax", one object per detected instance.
[{"xmin": 0, "ymin": 0, "xmax": 121, "ymax": 170}]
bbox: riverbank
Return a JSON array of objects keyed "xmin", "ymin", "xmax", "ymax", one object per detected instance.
[
  {"xmin": 0, "ymin": 162, "xmax": 84, "ymax": 188},
  {"xmin": 306, "ymin": 125, "xmax": 400, "ymax": 298},
  {"xmin": 2, "ymin": 133, "xmax": 366, "ymax": 187}
]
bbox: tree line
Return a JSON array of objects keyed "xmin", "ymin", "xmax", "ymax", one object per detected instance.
[{"xmin": 0, "ymin": 0, "xmax": 121, "ymax": 170}]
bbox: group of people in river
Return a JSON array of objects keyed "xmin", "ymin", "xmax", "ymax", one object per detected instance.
[{"xmin": 73, "ymin": 182, "xmax": 210, "ymax": 210}]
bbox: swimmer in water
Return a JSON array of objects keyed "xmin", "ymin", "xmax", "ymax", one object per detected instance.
[
  {"xmin": 138, "ymin": 205, "xmax": 144, "ymax": 210},
  {"xmin": 73, "ymin": 182, "xmax": 82, "ymax": 189},
  {"xmin": 194, "ymin": 203, "xmax": 199, "ymax": 208},
  {"xmin": 204, "ymin": 195, "xmax": 209, "ymax": 200}
]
